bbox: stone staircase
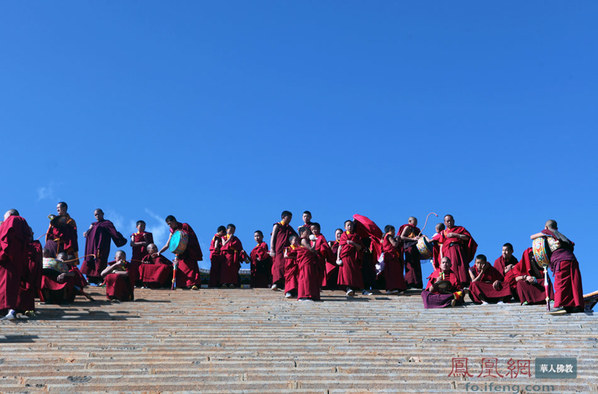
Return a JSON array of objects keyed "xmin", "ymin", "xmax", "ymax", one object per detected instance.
[{"xmin": 1, "ymin": 287, "xmax": 596, "ymax": 392}]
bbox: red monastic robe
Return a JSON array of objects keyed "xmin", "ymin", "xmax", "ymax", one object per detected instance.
[
  {"xmin": 16, "ymin": 240, "xmax": 43, "ymax": 312},
  {"xmin": 104, "ymin": 260, "xmax": 135, "ymax": 301},
  {"xmin": 45, "ymin": 214, "xmax": 78, "ymax": 257},
  {"xmin": 0, "ymin": 215, "xmax": 30, "ymax": 310},
  {"xmin": 421, "ymin": 268, "xmax": 463, "ymax": 309},
  {"xmin": 296, "ymin": 245, "xmax": 321, "ymax": 300},
  {"xmin": 220, "ymin": 235, "xmax": 245, "ymax": 285},
  {"xmin": 272, "ymin": 222, "xmax": 297, "ymax": 285},
  {"xmin": 284, "ymin": 245, "xmax": 298, "ymax": 293},
  {"xmin": 81, "ymin": 220, "xmax": 127, "ymax": 280},
  {"xmin": 399, "ymin": 223, "xmax": 423, "ymax": 288},
  {"xmin": 437, "ymin": 226, "xmax": 477, "ymax": 286},
  {"xmin": 509, "ymin": 247, "xmax": 554, "ymax": 305},
  {"xmin": 209, "ymin": 234, "xmax": 224, "ymax": 288},
  {"xmin": 493, "ymin": 255, "xmax": 518, "ymax": 276},
  {"xmin": 469, "ymin": 264, "xmax": 511, "ymax": 303},
  {"xmin": 250, "ymin": 242, "xmax": 272, "ymax": 288},
  {"xmin": 172, "ymin": 223, "xmax": 202, "ymax": 288},
  {"xmin": 322, "ymin": 240, "xmax": 340, "ymax": 289},
  {"xmin": 139, "ymin": 254, "xmax": 173, "ymax": 288},
  {"xmin": 337, "ymin": 231, "xmax": 363, "ymax": 289},
  {"xmin": 382, "ymin": 234, "xmax": 406, "ymax": 291}
]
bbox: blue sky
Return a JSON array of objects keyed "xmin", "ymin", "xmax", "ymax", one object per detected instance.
[{"xmin": 1, "ymin": 2, "xmax": 596, "ymax": 291}]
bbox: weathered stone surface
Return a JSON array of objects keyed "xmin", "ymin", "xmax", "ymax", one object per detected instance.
[{"xmin": 0, "ymin": 287, "xmax": 595, "ymax": 392}]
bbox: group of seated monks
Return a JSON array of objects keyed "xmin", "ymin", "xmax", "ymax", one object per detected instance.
[{"xmin": 0, "ymin": 203, "xmax": 586, "ymax": 320}]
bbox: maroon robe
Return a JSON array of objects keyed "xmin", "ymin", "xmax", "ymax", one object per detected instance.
[
  {"xmin": 382, "ymin": 234, "xmax": 406, "ymax": 291},
  {"xmin": 104, "ymin": 260, "xmax": 135, "ymax": 301},
  {"xmin": 0, "ymin": 215, "xmax": 30, "ymax": 311},
  {"xmin": 131, "ymin": 231, "xmax": 153, "ymax": 263},
  {"xmin": 323, "ymin": 240, "xmax": 340, "ymax": 289},
  {"xmin": 540, "ymin": 230, "xmax": 584, "ymax": 309},
  {"xmin": 220, "ymin": 235, "xmax": 245, "ymax": 286},
  {"xmin": 431, "ymin": 233, "xmax": 442, "ymax": 270},
  {"xmin": 469, "ymin": 264, "xmax": 511, "ymax": 303},
  {"xmin": 511, "ymin": 248, "xmax": 554, "ymax": 305},
  {"xmin": 139, "ymin": 254, "xmax": 173, "ymax": 288},
  {"xmin": 81, "ymin": 220, "xmax": 127, "ymax": 281},
  {"xmin": 16, "ymin": 240, "xmax": 43, "ymax": 312},
  {"xmin": 284, "ymin": 246, "xmax": 298, "ymax": 293},
  {"xmin": 271, "ymin": 222, "xmax": 297, "ymax": 285},
  {"xmin": 172, "ymin": 223, "xmax": 202, "ymax": 288},
  {"xmin": 421, "ymin": 269, "xmax": 463, "ymax": 308},
  {"xmin": 337, "ymin": 231, "xmax": 363, "ymax": 289},
  {"xmin": 250, "ymin": 242, "xmax": 272, "ymax": 288},
  {"xmin": 493, "ymin": 255, "xmax": 518, "ymax": 276},
  {"xmin": 209, "ymin": 234, "xmax": 224, "ymax": 287},
  {"xmin": 399, "ymin": 224, "xmax": 423, "ymax": 288},
  {"xmin": 45, "ymin": 214, "xmax": 78, "ymax": 257},
  {"xmin": 313, "ymin": 234, "xmax": 333, "ymax": 286},
  {"xmin": 296, "ymin": 245, "xmax": 321, "ymax": 300},
  {"xmin": 437, "ymin": 226, "xmax": 477, "ymax": 286}
]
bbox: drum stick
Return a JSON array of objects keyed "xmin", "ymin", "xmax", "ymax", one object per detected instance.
[
  {"xmin": 420, "ymin": 212, "xmax": 439, "ymax": 234},
  {"xmin": 36, "ymin": 231, "xmax": 49, "ymax": 241},
  {"xmin": 544, "ymin": 266, "xmax": 550, "ymax": 311},
  {"xmin": 62, "ymin": 254, "xmax": 96, "ymax": 264}
]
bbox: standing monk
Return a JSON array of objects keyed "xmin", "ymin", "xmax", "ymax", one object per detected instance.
[
  {"xmin": 323, "ymin": 228, "xmax": 343, "ymax": 290},
  {"xmin": 269, "ymin": 211, "xmax": 297, "ymax": 291},
  {"xmin": 531, "ymin": 220, "xmax": 584, "ymax": 314},
  {"xmin": 208, "ymin": 226, "xmax": 226, "ymax": 288},
  {"xmin": 45, "ymin": 202, "xmax": 78, "ymax": 258},
  {"xmin": 382, "ymin": 225, "xmax": 406, "ymax": 294},
  {"xmin": 250, "ymin": 230, "xmax": 272, "ymax": 288},
  {"xmin": 399, "ymin": 217, "xmax": 423, "ymax": 289},
  {"xmin": 0, "ymin": 209, "xmax": 31, "ymax": 321},
  {"xmin": 431, "ymin": 223, "xmax": 445, "ymax": 270},
  {"xmin": 310, "ymin": 223, "xmax": 333, "ymax": 287},
  {"xmin": 298, "ymin": 211, "xmax": 313, "ymax": 232},
  {"xmin": 337, "ymin": 220, "xmax": 363, "ymax": 297},
  {"xmin": 296, "ymin": 227, "xmax": 322, "ymax": 301},
  {"xmin": 130, "ymin": 220, "xmax": 153, "ymax": 287},
  {"xmin": 81, "ymin": 209, "xmax": 128, "ymax": 285},
  {"xmin": 16, "ymin": 236, "xmax": 43, "ymax": 316},
  {"xmin": 220, "ymin": 224, "xmax": 248, "ymax": 288},
  {"xmin": 437, "ymin": 215, "xmax": 477, "ymax": 287},
  {"xmin": 159, "ymin": 215, "xmax": 202, "ymax": 290}
]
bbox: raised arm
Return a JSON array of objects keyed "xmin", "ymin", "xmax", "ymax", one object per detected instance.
[{"xmin": 159, "ymin": 233, "xmax": 173, "ymax": 255}]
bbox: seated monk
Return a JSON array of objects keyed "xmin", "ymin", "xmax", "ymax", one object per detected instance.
[
  {"xmin": 41, "ymin": 251, "xmax": 93, "ymax": 304},
  {"xmin": 283, "ymin": 235, "xmax": 299, "ymax": 299},
  {"xmin": 101, "ymin": 250, "xmax": 134, "ymax": 302},
  {"xmin": 512, "ymin": 247, "xmax": 554, "ymax": 305},
  {"xmin": 421, "ymin": 257, "xmax": 465, "ymax": 308},
  {"xmin": 493, "ymin": 243, "xmax": 518, "ymax": 277},
  {"xmin": 468, "ymin": 254, "xmax": 512, "ymax": 304},
  {"xmin": 139, "ymin": 244, "xmax": 174, "ymax": 288}
]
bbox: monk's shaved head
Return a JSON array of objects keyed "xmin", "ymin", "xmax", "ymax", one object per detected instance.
[
  {"xmin": 4, "ymin": 209, "xmax": 19, "ymax": 220},
  {"xmin": 545, "ymin": 219, "xmax": 558, "ymax": 230},
  {"xmin": 147, "ymin": 243, "xmax": 158, "ymax": 253}
]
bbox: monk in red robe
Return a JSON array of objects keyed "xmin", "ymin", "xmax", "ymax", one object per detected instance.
[
  {"xmin": 421, "ymin": 257, "xmax": 465, "ymax": 308},
  {"xmin": 40, "ymin": 251, "xmax": 93, "ymax": 304},
  {"xmin": 297, "ymin": 210, "xmax": 313, "ymax": 232},
  {"xmin": 310, "ymin": 223, "xmax": 333, "ymax": 286},
  {"xmin": 16, "ymin": 238, "xmax": 43, "ymax": 315},
  {"xmin": 431, "ymin": 223, "xmax": 445, "ymax": 270},
  {"xmin": 130, "ymin": 220, "xmax": 153, "ymax": 287},
  {"xmin": 269, "ymin": 211, "xmax": 297, "ymax": 291},
  {"xmin": 468, "ymin": 255, "xmax": 512, "ymax": 304},
  {"xmin": 208, "ymin": 226, "xmax": 226, "ymax": 288},
  {"xmin": 511, "ymin": 247, "xmax": 554, "ymax": 305},
  {"xmin": 81, "ymin": 209, "xmax": 128, "ymax": 285},
  {"xmin": 139, "ymin": 244, "xmax": 173, "ymax": 288},
  {"xmin": 323, "ymin": 228, "xmax": 343, "ymax": 290},
  {"xmin": 399, "ymin": 217, "xmax": 423, "ymax": 289},
  {"xmin": 283, "ymin": 235, "xmax": 299, "ymax": 298},
  {"xmin": 0, "ymin": 210, "xmax": 31, "ymax": 320},
  {"xmin": 382, "ymin": 225, "xmax": 406, "ymax": 294},
  {"xmin": 437, "ymin": 215, "xmax": 477, "ymax": 287},
  {"xmin": 160, "ymin": 215, "xmax": 202, "ymax": 290},
  {"xmin": 250, "ymin": 230, "xmax": 272, "ymax": 288},
  {"xmin": 220, "ymin": 224, "xmax": 248, "ymax": 288},
  {"xmin": 493, "ymin": 243, "xmax": 518, "ymax": 276},
  {"xmin": 531, "ymin": 220, "xmax": 584, "ymax": 314},
  {"xmin": 101, "ymin": 250, "xmax": 134, "ymax": 302},
  {"xmin": 296, "ymin": 227, "xmax": 322, "ymax": 301},
  {"xmin": 45, "ymin": 202, "xmax": 78, "ymax": 258},
  {"xmin": 337, "ymin": 220, "xmax": 363, "ymax": 297}
]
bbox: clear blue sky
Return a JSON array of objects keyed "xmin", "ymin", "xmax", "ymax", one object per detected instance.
[{"xmin": 1, "ymin": 2, "xmax": 596, "ymax": 291}]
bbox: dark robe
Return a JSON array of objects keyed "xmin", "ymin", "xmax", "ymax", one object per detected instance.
[
  {"xmin": 313, "ymin": 234, "xmax": 333, "ymax": 286},
  {"xmin": 469, "ymin": 264, "xmax": 511, "ymax": 303},
  {"xmin": 431, "ymin": 233, "xmax": 442, "ymax": 270},
  {"xmin": 296, "ymin": 245, "xmax": 321, "ymax": 300},
  {"xmin": 208, "ymin": 234, "xmax": 224, "ymax": 288},
  {"xmin": 131, "ymin": 231, "xmax": 153, "ymax": 263},
  {"xmin": 322, "ymin": 240, "xmax": 340, "ymax": 289},
  {"xmin": 271, "ymin": 222, "xmax": 297, "ymax": 286},
  {"xmin": 437, "ymin": 226, "xmax": 477, "ymax": 286},
  {"xmin": 139, "ymin": 254, "xmax": 173, "ymax": 288},
  {"xmin": 172, "ymin": 223, "xmax": 202, "ymax": 288},
  {"xmin": 399, "ymin": 223, "xmax": 423, "ymax": 288},
  {"xmin": 220, "ymin": 235, "xmax": 245, "ymax": 286},
  {"xmin": 541, "ymin": 230, "xmax": 584, "ymax": 309},
  {"xmin": 104, "ymin": 260, "xmax": 135, "ymax": 301},
  {"xmin": 337, "ymin": 231, "xmax": 363, "ymax": 289},
  {"xmin": 421, "ymin": 269, "xmax": 463, "ymax": 308},
  {"xmin": 511, "ymin": 248, "xmax": 554, "ymax": 305},
  {"xmin": 16, "ymin": 240, "xmax": 43, "ymax": 312},
  {"xmin": 493, "ymin": 255, "xmax": 518, "ymax": 276},
  {"xmin": 284, "ymin": 245, "xmax": 298, "ymax": 293},
  {"xmin": 0, "ymin": 215, "xmax": 30, "ymax": 311},
  {"xmin": 81, "ymin": 220, "xmax": 127, "ymax": 282},
  {"xmin": 382, "ymin": 234, "xmax": 406, "ymax": 291},
  {"xmin": 45, "ymin": 214, "xmax": 78, "ymax": 257},
  {"xmin": 250, "ymin": 242, "xmax": 272, "ymax": 288}
]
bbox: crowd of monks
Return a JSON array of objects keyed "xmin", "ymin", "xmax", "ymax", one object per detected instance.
[{"xmin": 0, "ymin": 203, "xmax": 586, "ymax": 321}]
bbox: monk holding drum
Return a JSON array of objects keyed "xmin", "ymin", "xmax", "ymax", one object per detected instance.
[{"xmin": 159, "ymin": 215, "xmax": 202, "ymax": 290}]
